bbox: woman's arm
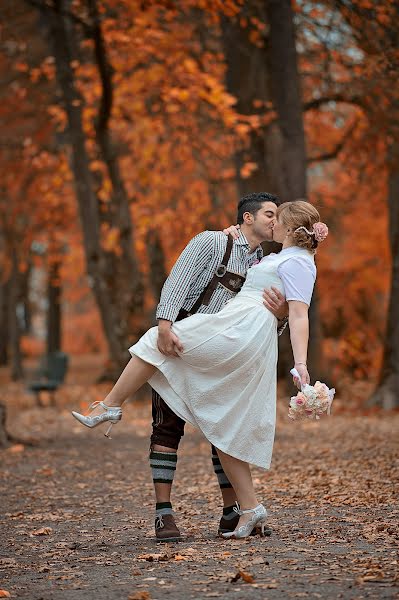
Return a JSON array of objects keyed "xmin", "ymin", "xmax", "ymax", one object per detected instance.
[{"xmin": 288, "ymin": 300, "xmax": 310, "ymax": 387}]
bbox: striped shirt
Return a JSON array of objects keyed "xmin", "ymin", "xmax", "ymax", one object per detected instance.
[{"xmin": 156, "ymin": 230, "xmax": 263, "ymax": 322}]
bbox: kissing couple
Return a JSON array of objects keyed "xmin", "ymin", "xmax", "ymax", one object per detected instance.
[{"xmin": 72, "ymin": 193, "xmax": 328, "ymax": 541}]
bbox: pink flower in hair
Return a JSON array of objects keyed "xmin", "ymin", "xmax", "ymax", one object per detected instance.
[{"xmin": 313, "ymin": 222, "xmax": 329, "ymax": 242}]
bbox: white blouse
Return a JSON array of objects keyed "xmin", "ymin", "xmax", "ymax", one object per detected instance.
[{"xmin": 275, "ymin": 248, "xmax": 316, "ymax": 306}]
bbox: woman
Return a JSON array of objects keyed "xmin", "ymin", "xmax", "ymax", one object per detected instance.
[{"xmin": 72, "ymin": 201, "xmax": 328, "ymax": 539}]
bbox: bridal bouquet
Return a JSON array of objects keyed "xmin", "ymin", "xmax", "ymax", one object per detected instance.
[{"xmin": 288, "ymin": 368, "xmax": 335, "ymax": 421}]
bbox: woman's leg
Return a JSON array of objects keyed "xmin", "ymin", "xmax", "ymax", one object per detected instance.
[
  {"xmin": 216, "ymin": 449, "xmax": 260, "ymax": 528},
  {"xmin": 88, "ymin": 356, "xmax": 156, "ymax": 416}
]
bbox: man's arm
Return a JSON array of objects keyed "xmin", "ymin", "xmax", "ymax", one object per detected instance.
[
  {"xmin": 156, "ymin": 231, "xmax": 216, "ymax": 356},
  {"xmin": 157, "ymin": 320, "xmax": 184, "ymax": 357},
  {"xmin": 263, "ymin": 287, "xmax": 289, "ymax": 333}
]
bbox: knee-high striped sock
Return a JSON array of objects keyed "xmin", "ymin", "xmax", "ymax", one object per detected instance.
[
  {"xmin": 211, "ymin": 445, "xmax": 233, "ymax": 490},
  {"xmin": 150, "ymin": 451, "xmax": 177, "ymax": 515}
]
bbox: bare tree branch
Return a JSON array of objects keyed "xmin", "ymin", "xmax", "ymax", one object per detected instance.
[
  {"xmin": 25, "ymin": 0, "xmax": 92, "ymax": 33},
  {"xmin": 87, "ymin": 0, "xmax": 112, "ymax": 134},
  {"xmin": 307, "ymin": 117, "xmax": 358, "ymax": 163},
  {"xmin": 304, "ymin": 94, "xmax": 364, "ymax": 111}
]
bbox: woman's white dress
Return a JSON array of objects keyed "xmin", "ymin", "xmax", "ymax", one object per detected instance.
[{"xmin": 130, "ymin": 247, "xmax": 316, "ymax": 469}]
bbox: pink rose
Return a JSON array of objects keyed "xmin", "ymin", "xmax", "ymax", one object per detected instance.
[
  {"xmin": 314, "ymin": 381, "xmax": 330, "ymax": 401},
  {"xmin": 294, "ymin": 392, "xmax": 306, "ymax": 406},
  {"xmin": 313, "ymin": 222, "xmax": 329, "ymax": 242}
]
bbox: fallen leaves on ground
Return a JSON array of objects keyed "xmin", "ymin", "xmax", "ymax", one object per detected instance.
[
  {"xmin": 7, "ymin": 444, "xmax": 24, "ymax": 453},
  {"xmin": 0, "ymin": 381, "xmax": 398, "ymax": 599},
  {"xmin": 231, "ymin": 570, "xmax": 255, "ymax": 583},
  {"xmin": 30, "ymin": 527, "xmax": 52, "ymax": 536},
  {"xmin": 128, "ymin": 592, "xmax": 151, "ymax": 600}
]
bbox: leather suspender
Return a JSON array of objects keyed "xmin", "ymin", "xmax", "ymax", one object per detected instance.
[{"xmin": 177, "ymin": 234, "xmax": 245, "ymax": 320}]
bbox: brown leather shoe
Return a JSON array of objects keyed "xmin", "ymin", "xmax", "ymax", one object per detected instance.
[
  {"xmin": 218, "ymin": 513, "xmax": 272, "ymax": 537},
  {"xmin": 155, "ymin": 514, "xmax": 181, "ymax": 542}
]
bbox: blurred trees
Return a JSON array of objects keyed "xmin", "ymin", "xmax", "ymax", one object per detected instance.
[
  {"xmin": 333, "ymin": 0, "xmax": 399, "ymax": 407},
  {"xmin": 0, "ymin": 0, "xmax": 396, "ymax": 402},
  {"xmin": 38, "ymin": 0, "xmax": 145, "ymax": 373}
]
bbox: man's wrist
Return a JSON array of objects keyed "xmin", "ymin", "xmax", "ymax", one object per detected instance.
[{"xmin": 158, "ymin": 319, "xmax": 173, "ymax": 330}]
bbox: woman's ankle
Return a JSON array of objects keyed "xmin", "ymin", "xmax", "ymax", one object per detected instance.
[
  {"xmin": 239, "ymin": 499, "xmax": 259, "ymax": 511},
  {"xmin": 104, "ymin": 398, "xmax": 123, "ymax": 407}
]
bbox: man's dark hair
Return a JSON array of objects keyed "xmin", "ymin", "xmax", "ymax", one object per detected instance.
[{"xmin": 236, "ymin": 192, "xmax": 280, "ymax": 224}]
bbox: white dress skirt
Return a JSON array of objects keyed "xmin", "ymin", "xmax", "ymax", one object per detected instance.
[{"xmin": 130, "ymin": 247, "xmax": 315, "ymax": 469}]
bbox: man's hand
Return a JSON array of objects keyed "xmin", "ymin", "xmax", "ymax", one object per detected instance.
[
  {"xmin": 292, "ymin": 363, "xmax": 310, "ymax": 388},
  {"xmin": 222, "ymin": 224, "xmax": 240, "ymax": 239},
  {"xmin": 157, "ymin": 321, "xmax": 184, "ymax": 357},
  {"xmin": 263, "ymin": 286, "xmax": 288, "ymax": 320}
]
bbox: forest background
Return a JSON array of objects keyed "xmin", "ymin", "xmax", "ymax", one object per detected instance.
[{"xmin": 1, "ymin": 0, "xmax": 399, "ymax": 414}]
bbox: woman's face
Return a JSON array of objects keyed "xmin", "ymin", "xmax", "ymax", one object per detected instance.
[{"xmin": 272, "ymin": 215, "xmax": 288, "ymax": 243}]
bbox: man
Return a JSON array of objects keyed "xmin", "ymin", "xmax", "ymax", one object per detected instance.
[{"xmin": 150, "ymin": 192, "xmax": 288, "ymax": 542}]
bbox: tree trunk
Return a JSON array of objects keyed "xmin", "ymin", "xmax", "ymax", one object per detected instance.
[
  {"xmin": 9, "ymin": 249, "xmax": 23, "ymax": 381},
  {"xmin": 146, "ymin": 230, "xmax": 167, "ymax": 308},
  {"xmin": 20, "ymin": 261, "xmax": 32, "ymax": 335},
  {"xmin": 38, "ymin": 0, "xmax": 144, "ymax": 372},
  {"xmin": 222, "ymin": 5, "xmax": 276, "ymax": 196},
  {"xmin": 0, "ymin": 277, "xmax": 10, "ymax": 366},
  {"xmin": 369, "ymin": 141, "xmax": 399, "ymax": 409},
  {"xmin": 0, "ymin": 403, "xmax": 12, "ymax": 448},
  {"xmin": 265, "ymin": 0, "xmax": 323, "ymax": 380},
  {"xmin": 265, "ymin": 0, "xmax": 307, "ymax": 200},
  {"xmin": 0, "ymin": 402, "xmax": 35, "ymax": 448},
  {"xmin": 47, "ymin": 260, "xmax": 61, "ymax": 354}
]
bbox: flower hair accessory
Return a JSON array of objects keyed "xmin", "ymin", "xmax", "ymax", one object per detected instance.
[
  {"xmin": 288, "ymin": 368, "xmax": 335, "ymax": 421},
  {"xmin": 294, "ymin": 222, "xmax": 329, "ymax": 242}
]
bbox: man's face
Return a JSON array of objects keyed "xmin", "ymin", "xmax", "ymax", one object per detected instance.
[{"xmin": 250, "ymin": 202, "xmax": 277, "ymax": 242}]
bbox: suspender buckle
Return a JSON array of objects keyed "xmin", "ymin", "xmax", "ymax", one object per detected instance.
[{"xmin": 216, "ymin": 264, "xmax": 227, "ymax": 277}]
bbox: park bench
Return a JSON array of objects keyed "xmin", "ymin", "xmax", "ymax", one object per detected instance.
[{"xmin": 27, "ymin": 351, "xmax": 69, "ymax": 406}]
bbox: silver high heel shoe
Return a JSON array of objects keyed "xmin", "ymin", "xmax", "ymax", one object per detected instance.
[
  {"xmin": 71, "ymin": 401, "xmax": 122, "ymax": 438},
  {"xmin": 222, "ymin": 504, "xmax": 268, "ymax": 539}
]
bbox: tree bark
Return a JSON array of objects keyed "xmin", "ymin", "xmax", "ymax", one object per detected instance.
[
  {"xmin": 265, "ymin": 0, "xmax": 307, "ymax": 200},
  {"xmin": 222, "ymin": 5, "xmax": 276, "ymax": 196},
  {"xmin": 369, "ymin": 140, "xmax": 399, "ymax": 408},
  {"xmin": 0, "ymin": 403, "xmax": 12, "ymax": 448},
  {"xmin": 146, "ymin": 230, "xmax": 167, "ymax": 307},
  {"xmin": 46, "ymin": 260, "xmax": 61, "ymax": 354},
  {"xmin": 9, "ymin": 248, "xmax": 24, "ymax": 381},
  {"xmin": 0, "ymin": 277, "xmax": 10, "ymax": 366},
  {"xmin": 265, "ymin": 0, "xmax": 323, "ymax": 379},
  {"xmin": 37, "ymin": 0, "xmax": 144, "ymax": 372}
]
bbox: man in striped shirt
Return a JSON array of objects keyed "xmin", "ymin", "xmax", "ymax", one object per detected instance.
[{"xmin": 151, "ymin": 192, "xmax": 287, "ymax": 542}]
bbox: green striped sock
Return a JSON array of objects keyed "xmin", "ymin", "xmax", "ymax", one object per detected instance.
[
  {"xmin": 223, "ymin": 504, "xmax": 238, "ymax": 520},
  {"xmin": 211, "ymin": 446, "xmax": 233, "ymax": 489},
  {"xmin": 156, "ymin": 501, "xmax": 173, "ymax": 516},
  {"xmin": 150, "ymin": 450, "xmax": 177, "ymax": 485}
]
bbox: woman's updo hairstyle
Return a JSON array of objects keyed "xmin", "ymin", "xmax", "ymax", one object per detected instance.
[{"xmin": 276, "ymin": 200, "xmax": 322, "ymax": 252}]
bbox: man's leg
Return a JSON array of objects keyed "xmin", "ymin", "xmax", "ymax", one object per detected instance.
[
  {"xmin": 216, "ymin": 449, "xmax": 267, "ymax": 536},
  {"xmin": 211, "ymin": 445, "xmax": 241, "ymax": 534},
  {"xmin": 216, "ymin": 448, "xmax": 272, "ymax": 537},
  {"xmin": 150, "ymin": 390, "xmax": 185, "ymax": 542}
]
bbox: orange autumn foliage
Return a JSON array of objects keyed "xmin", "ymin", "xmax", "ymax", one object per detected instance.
[{"xmin": 1, "ymin": 0, "xmax": 395, "ymax": 387}]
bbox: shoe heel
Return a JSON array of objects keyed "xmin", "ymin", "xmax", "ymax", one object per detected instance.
[
  {"xmin": 104, "ymin": 421, "xmax": 118, "ymax": 439},
  {"xmin": 260, "ymin": 519, "xmax": 267, "ymax": 537}
]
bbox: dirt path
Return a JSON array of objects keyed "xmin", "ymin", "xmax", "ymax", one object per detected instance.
[{"xmin": 1, "ymin": 391, "xmax": 398, "ymax": 600}]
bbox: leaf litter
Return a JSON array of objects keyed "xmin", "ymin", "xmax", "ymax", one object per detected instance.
[{"xmin": 0, "ymin": 385, "xmax": 398, "ymax": 599}]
